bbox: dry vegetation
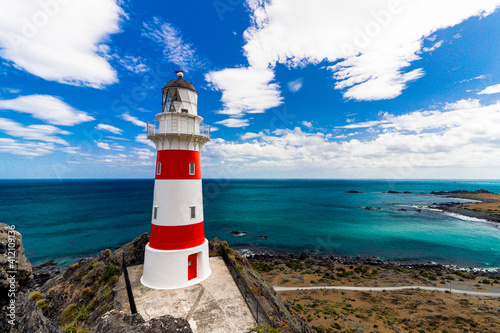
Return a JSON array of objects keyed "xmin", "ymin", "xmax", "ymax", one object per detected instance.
[
  {"xmin": 458, "ymin": 193, "xmax": 500, "ymax": 218},
  {"xmin": 249, "ymin": 258, "xmax": 500, "ymax": 333}
]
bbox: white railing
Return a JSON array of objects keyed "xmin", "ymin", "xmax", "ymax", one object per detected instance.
[{"xmin": 147, "ymin": 120, "xmax": 210, "ymax": 140}]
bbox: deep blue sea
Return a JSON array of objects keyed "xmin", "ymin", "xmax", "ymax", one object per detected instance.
[{"xmin": 1, "ymin": 179, "xmax": 500, "ymax": 269}]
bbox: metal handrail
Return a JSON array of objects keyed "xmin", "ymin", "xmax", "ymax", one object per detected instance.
[{"xmin": 146, "ymin": 120, "xmax": 210, "ymax": 140}]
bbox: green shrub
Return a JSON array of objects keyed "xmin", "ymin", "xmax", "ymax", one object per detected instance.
[
  {"xmin": 80, "ymin": 287, "xmax": 91, "ymax": 298},
  {"xmin": 37, "ymin": 299, "xmax": 48, "ymax": 310},
  {"xmin": 104, "ymin": 249, "xmax": 111, "ymax": 256},
  {"xmin": 98, "ymin": 265, "xmax": 121, "ymax": 285},
  {"xmin": 248, "ymin": 323, "xmax": 282, "ymax": 333},
  {"xmin": 251, "ymin": 262, "xmax": 274, "ymax": 273},
  {"xmin": 285, "ymin": 260, "xmax": 303, "ymax": 271},
  {"xmin": 63, "ymin": 324, "xmax": 77, "ymax": 333},
  {"xmin": 87, "ymin": 299, "xmax": 100, "ymax": 312},
  {"xmin": 61, "ymin": 304, "xmax": 78, "ymax": 326},
  {"xmin": 312, "ymin": 325, "xmax": 325, "ymax": 333},
  {"xmin": 29, "ymin": 291, "xmax": 43, "ymax": 301}
]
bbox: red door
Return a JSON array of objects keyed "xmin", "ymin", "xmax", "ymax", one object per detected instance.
[{"xmin": 188, "ymin": 253, "xmax": 197, "ymax": 281}]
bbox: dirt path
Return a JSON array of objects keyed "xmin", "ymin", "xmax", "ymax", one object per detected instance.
[{"xmin": 274, "ymin": 285, "xmax": 500, "ymax": 297}]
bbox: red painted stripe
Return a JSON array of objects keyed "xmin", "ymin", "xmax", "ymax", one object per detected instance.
[
  {"xmin": 149, "ymin": 221, "xmax": 205, "ymax": 250},
  {"xmin": 155, "ymin": 150, "xmax": 201, "ymax": 180}
]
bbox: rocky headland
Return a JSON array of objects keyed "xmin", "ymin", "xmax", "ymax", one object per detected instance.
[{"xmin": 428, "ymin": 189, "xmax": 500, "ymax": 223}]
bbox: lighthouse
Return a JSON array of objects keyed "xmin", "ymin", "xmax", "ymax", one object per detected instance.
[{"xmin": 141, "ymin": 71, "xmax": 211, "ymax": 289}]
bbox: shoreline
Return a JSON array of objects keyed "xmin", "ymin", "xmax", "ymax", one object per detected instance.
[{"xmin": 427, "ymin": 190, "xmax": 500, "ymax": 223}]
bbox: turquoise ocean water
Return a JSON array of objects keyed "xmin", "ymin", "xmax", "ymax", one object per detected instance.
[{"xmin": 1, "ymin": 179, "xmax": 500, "ymax": 269}]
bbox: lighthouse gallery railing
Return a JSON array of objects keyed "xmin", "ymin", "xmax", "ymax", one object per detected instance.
[{"xmin": 147, "ymin": 120, "xmax": 210, "ymax": 139}]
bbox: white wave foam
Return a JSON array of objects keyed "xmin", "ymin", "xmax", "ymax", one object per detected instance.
[{"xmin": 442, "ymin": 211, "xmax": 497, "ymax": 226}]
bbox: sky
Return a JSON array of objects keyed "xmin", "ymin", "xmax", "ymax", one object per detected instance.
[{"xmin": 0, "ymin": 0, "xmax": 499, "ymax": 179}]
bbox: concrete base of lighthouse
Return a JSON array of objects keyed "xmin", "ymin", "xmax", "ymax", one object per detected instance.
[{"xmin": 140, "ymin": 239, "xmax": 211, "ymax": 290}]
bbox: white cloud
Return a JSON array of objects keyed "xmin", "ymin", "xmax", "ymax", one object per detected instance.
[
  {"xmin": 0, "ymin": 95, "xmax": 94, "ymax": 126},
  {"xmin": 287, "ymin": 78, "xmax": 303, "ymax": 93},
  {"xmin": 203, "ymin": 99, "xmax": 500, "ymax": 178},
  {"xmin": 122, "ymin": 113, "xmax": 147, "ymax": 128},
  {"xmin": 215, "ymin": 118, "xmax": 250, "ymax": 128},
  {"xmin": 135, "ymin": 133, "xmax": 156, "ymax": 148},
  {"xmin": 444, "ymin": 98, "xmax": 482, "ymax": 110},
  {"xmin": 237, "ymin": 0, "xmax": 500, "ymax": 101},
  {"xmin": 95, "ymin": 141, "xmax": 111, "ymax": 150},
  {"xmin": 301, "ymin": 121, "xmax": 313, "ymax": 129},
  {"xmin": 205, "ymin": 67, "xmax": 282, "ymax": 117},
  {"xmin": 422, "ymin": 40, "xmax": 444, "ymax": 52},
  {"xmin": 117, "ymin": 55, "xmax": 149, "ymax": 74},
  {"xmin": 0, "ymin": 138, "xmax": 57, "ymax": 156},
  {"xmin": 0, "ymin": 0, "xmax": 123, "ymax": 88},
  {"xmin": 133, "ymin": 147, "xmax": 155, "ymax": 160},
  {"xmin": 241, "ymin": 132, "xmax": 260, "ymax": 140},
  {"xmin": 0, "ymin": 117, "xmax": 70, "ymax": 145},
  {"xmin": 142, "ymin": 17, "xmax": 204, "ymax": 71},
  {"xmin": 96, "ymin": 123, "xmax": 123, "ymax": 134},
  {"xmin": 478, "ymin": 83, "xmax": 500, "ymax": 95}
]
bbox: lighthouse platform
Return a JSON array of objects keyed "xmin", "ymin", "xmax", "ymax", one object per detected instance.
[{"xmin": 114, "ymin": 257, "xmax": 256, "ymax": 333}]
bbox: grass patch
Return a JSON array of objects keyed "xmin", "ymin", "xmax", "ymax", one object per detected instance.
[{"xmin": 29, "ymin": 291, "xmax": 43, "ymax": 301}]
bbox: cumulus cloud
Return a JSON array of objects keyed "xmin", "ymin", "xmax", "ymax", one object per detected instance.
[
  {"xmin": 205, "ymin": 67, "xmax": 282, "ymax": 118},
  {"xmin": 208, "ymin": 0, "xmax": 500, "ymax": 115},
  {"xmin": 142, "ymin": 17, "xmax": 205, "ymax": 71},
  {"xmin": 301, "ymin": 121, "xmax": 313, "ymax": 129},
  {"xmin": 0, "ymin": 95, "xmax": 94, "ymax": 126},
  {"xmin": 0, "ymin": 0, "xmax": 123, "ymax": 87},
  {"xmin": 96, "ymin": 124, "xmax": 123, "ymax": 135},
  {"xmin": 244, "ymin": 0, "xmax": 499, "ymax": 101},
  {"xmin": 203, "ymin": 99, "xmax": 500, "ymax": 178},
  {"xmin": 0, "ymin": 117, "xmax": 70, "ymax": 145},
  {"xmin": 478, "ymin": 83, "xmax": 500, "ymax": 95},
  {"xmin": 215, "ymin": 118, "xmax": 250, "ymax": 128},
  {"xmin": 95, "ymin": 141, "xmax": 111, "ymax": 150},
  {"xmin": 121, "ymin": 113, "xmax": 147, "ymax": 128}
]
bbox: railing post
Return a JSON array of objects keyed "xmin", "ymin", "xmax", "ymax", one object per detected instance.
[{"xmin": 122, "ymin": 253, "xmax": 137, "ymax": 314}]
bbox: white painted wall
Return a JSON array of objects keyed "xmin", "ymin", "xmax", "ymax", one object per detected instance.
[
  {"xmin": 152, "ymin": 179, "xmax": 204, "ymax": 226},
  {"xmin": 141, "ymin": 239, "xmax": 211, "ymax": 290}
]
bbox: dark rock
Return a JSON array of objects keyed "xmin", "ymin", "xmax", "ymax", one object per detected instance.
[
  {"xmin": 416, "ymin": 209, "xmax": 422, "ymax": 212},
  {"xmin": 364, "ymin": 207, "xmax": 381, "ymax": 211},
  {"xmin": 2, "ymin": 291, "xmax": 62, "ymax": 333},
  {"xmin": 403, "ymin": 191, "xmax": 412, "ymax": 194},
  {"xmin": 346, "ymin": 190, "xmax": 362, "ymax": 193},
  {"xmin": 109, "ymin": 233, "xmax": 149, "ymax": 267},
  {"xmin": 397, "ymin": 208, "xmax": 408, "ymax": 211},
  {"xmin": 0, "ymin": 223, "xmax": 33, "ymax": 290},
  {"xmin": 90, "ymin": 311, "xmax": 193, "ymax": 333},
  {"xmin": 230, "ymin": 230, "xmax": 249, "ymax": 236},
  {"xmin": 258, "ymin": 236, "xmax": 269, "ymax": 239},
  {"xmin": 387, "ymin": 191, "xmax": 401, "ymax": 194}
]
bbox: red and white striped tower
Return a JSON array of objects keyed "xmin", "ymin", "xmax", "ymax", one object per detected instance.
[{"xmin": 141, "ymin": 71, "xmax": 211, "ymax": 289}]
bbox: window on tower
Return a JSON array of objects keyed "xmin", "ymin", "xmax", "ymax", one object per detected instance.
[
  {"xmin": 189, "ymin": 162, "xmax": 195, "ymax": 175},
  {"xmin": 153, "ymin": 206, "xmax": 158, "ymax": 219},
  {"xmin": 190, "ymin": 206, "xmax": 196, "ymax": 219},
  {"xmin": 156, "ymin": 162, "xmax": 161, "ymax": 175}
]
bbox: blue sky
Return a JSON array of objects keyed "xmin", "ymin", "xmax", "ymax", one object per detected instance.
[{"xmin": 0, "ymin": 0, "xmax": 500, "ymax": 179}]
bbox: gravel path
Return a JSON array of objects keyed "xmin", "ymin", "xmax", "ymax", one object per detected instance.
[{"xmin": 273, "ymin": 285, "xmax": 500, "ymax": 297}]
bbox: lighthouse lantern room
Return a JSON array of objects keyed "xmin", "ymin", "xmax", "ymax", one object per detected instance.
[{"xmin": 141, "ymin": 71, "xmax": 211, "ymax": 289}]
